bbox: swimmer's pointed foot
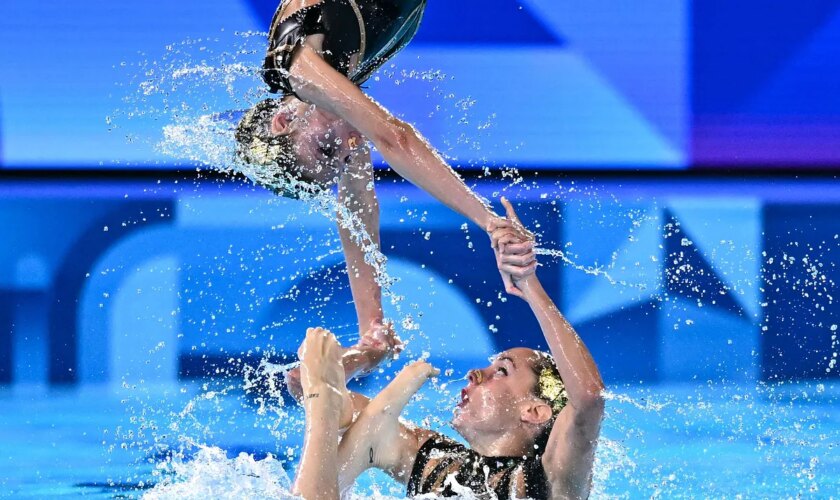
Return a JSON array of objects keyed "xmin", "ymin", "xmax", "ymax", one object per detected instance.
[{"xmin": 366, "ymin": 360, "xmax": 439, "ymax": 416}]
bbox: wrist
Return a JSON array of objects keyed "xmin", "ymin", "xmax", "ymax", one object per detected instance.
[
  {"xmin": 483, "ymin": 213, "xmax": 503, "ymax": 233},
  {"xmin": 519, "ymin": 274, "xmax": 544, "ymax": 300}
]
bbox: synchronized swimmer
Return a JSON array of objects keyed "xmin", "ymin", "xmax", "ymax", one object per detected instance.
[
  {"xmin": 233, "ymin": 0, "xmax": 605, "ymax": 498},
  {"xmin": 293, "ymin": 203, "xmax": 605, "ymax": 499},
  {"xmin": 236, "ymin": 0, "xmax": 526, "ymax": 383}
]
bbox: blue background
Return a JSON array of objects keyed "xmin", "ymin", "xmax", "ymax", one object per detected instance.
[
  {"xmin": 2, "ymin": 0, "xmax": 840, "ymax": 168},
  {"xmin": 1, "ymin": 1, "xmax": 839, "ymax": 390},
  {"xmin": 2, "ymin": 178, "xmax": 838, "ymax": 388},
  {"xmin": 1, "ymin": 4, "xmax": 839, "ymax": 498}
]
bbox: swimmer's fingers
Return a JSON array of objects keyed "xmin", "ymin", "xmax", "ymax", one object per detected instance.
[
  {"xmin": 500, "ymin": 240, "xmax": 534, "ymax": 256},
  {"xmin": 501, "ymin": 273, "xmax": 524, "ymax": 298},
  {"xmin": 499, "ymin": 261, "xmax": 538, "ymax": 280},
  {"xmin": 500, "ymin": 251, "xmax": 536, "ymax": 267},
  {"xmin": 487, "ymin": 217, "xmax": 516, "ymax": 249},
  {"xmin": 500, "ymin": 197, "xmax": 535, "ymax": 243},
  {"xmin": 486, "ymin": 216, "xmax": 513, "ymax": 233},
  {"xmin": 361, "ymin": 320, "xmax": 404, "ymax": 355},
  {"xmin": 493, "ymin": 236, "xmax": 523, "ymax": 295},
  {"xmin": 489, "ymin": 228, "xmax": 514, "ymax": 250},
  {"xmin": 501, "ymin": 197, "xmax": 523, "ymax": 226},
  {"xmin": 492, "ymin": 231, "xmax": 523, "ymax": 253}
]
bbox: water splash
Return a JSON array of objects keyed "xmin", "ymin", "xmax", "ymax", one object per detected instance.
[
  {"xmin": 104, "ymin": 29, "xmax": 840, "ymax": 500},
  {"xmin": 144, "ymin": 446, "xmax": 293, "ymax": 499}
]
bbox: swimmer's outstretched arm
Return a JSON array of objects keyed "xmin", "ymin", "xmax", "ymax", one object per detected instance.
[
  {"xmin": 337, "ymin": 147, "xmax": 384, "ymax": 335},
  {"xmin": 287, "ymin": 45, "xmax": 501, "ymax": 232},
  {"xmin": 286, "ymin": 152, "xmax": 398, "ymax": 407},
  {"xmin": 494, "ymin": 199, "xmax": 605, "ymax": 497}
]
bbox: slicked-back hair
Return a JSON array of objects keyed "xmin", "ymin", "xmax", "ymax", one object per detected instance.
[
  {"xmin": 529, "ymin": 351, "xmax": 565, "ymax": 457},
  {"xmin": 234, "ymin": 98, "xmax": 323, "ymax": 198}
]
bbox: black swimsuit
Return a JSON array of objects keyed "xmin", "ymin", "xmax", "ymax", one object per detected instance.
[
  {"xmin": 262, "ymin": 0, "xmax": 427, "ymax": 95},
  {"xmin": 407, "ymin": 435, "xmax": 551, "ymax": 500}
]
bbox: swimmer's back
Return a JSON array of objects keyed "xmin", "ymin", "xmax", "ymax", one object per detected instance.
[{"xmin": 263, "ymin": 0, "xmax": 427, "ymax": 94}]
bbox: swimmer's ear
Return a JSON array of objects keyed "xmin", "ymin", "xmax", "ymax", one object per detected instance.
[
  {"xmin": 521, "ymin": 401, "xmax": 553, "ymax": 426},
  {"xmin": 271, "ymin": 108, "xmax": 296, "ymax": 135}
]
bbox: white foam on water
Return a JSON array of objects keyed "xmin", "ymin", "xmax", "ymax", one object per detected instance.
[{"xmin": 143, "ymin": 446, "xmax": 295, "ymax": 499}]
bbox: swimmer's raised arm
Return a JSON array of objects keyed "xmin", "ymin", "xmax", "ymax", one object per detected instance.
[
  {"xmin": 285, "ymin": 153, "xmax": 398, "ymax": 408},
  {"xmin": 335, "ymin": 148, "xmax": 404, "ymax": 379},
  {"xmin": 287, "ymin": 45, "xmax": 500, "ymax": 232},
  {"xmin": 494, "ymin": 199, "xmax": 605, "ymax": 497}
]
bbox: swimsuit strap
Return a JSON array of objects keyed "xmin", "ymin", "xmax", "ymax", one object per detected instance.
[
  {"xmin": 407, "ymin": 435, "xmax": 464, "ymax": 496},
  {"xmin": 262, "ymin": 4, "xmax": 328, "ymax": 95}
]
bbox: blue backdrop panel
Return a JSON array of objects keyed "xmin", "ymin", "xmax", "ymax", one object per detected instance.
[
  {"xmin": 761, "ymin": 204, "xmax": 840, "ymax": 381},
  {"xmin": 575, "ymin": 302, "xmax": 660, "ymax": 383},
  {"xmin": 0, "ymin": 292, "xmax": 13, "ymax": 383},
  {"xmin": 5, "ymin": 0, "xmax": 840, "ymax": 167},
  {"xmin": 692, "ymin": 0, "xmax": 840, "ymax": 165},
  {"xmin": 0, "ymin": 0, "xmax": 688, "ymax": 168},
  {"xmin": 2, "ymin": 180, "xmax": 839, "ymax": 387}
]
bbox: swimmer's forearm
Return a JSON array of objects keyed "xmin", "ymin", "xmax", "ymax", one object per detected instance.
[
  {"xmin": 338, "ymin": 165, "xmax": 384, "ymax": 330},
  {"xmin": 377, "ymin": 123, "xmax": 497, "ymax": 230},
  {"xmin": 296, "ymin": 388, "xmax": 342, "ymax": 500},
  {"xmin": 520, "ymin": 275, "xmax": 605, "ymax": 406}
]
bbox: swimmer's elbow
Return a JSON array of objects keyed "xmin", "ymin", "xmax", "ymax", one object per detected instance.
[
  {"xmin": 574, "ymin": 391, "xmax": 606, "ymax": 425},
  {"xmin": 374, "ymin": 120, "xmax": 413, "ymax": 154}
]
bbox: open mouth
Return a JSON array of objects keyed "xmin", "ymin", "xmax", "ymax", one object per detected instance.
[{"xmin": 458, "ymin": 388, "xmax": 470, "ymax": 408}]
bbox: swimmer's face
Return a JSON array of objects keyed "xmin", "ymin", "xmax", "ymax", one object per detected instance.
[
  {"xmin": 452, "ymin": 347, "xmax": 547, "ymax": 443},
  {"xmin": 271, "ymin": 100, "xmax": 364, "ymax": 186}
]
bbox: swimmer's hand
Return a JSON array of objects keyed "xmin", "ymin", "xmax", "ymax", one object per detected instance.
[
  {"xmin": 361, "ymin": 320, "xmax": 404, "ymax": 354},
  {"xmin": 488, "ymin": 198, "xmax": 537, "ymax": 298},
  {"xmin": 297, "ymin": 327, "xmax": 346, "ymax": 403},
  {"xmin": 286, "ymin": 320, "xmax": 400, "ymax": 398},
  {"xmin": 487, "ymin": 197, "xmax": 534, "ymax": 249},
  {"xmin": 365, "ymin": 360, "xmax": 439, "ymax": 417},
  {"xmin": 355, "ymin": 320, "xmax": 404, "ymax": 375}
]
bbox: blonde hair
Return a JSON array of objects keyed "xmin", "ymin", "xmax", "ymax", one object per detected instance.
[{"xmin": 234, "ymin": 98, "xmax": 322, "ymax": 198}]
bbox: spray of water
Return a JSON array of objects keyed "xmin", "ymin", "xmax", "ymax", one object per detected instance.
[{"xmin": 106, "ymin": 32, "xmax": 840, "ymax": 499}]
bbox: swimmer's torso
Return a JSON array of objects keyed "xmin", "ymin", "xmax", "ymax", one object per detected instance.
[
  {"xmin": 407, "ymin": 435, "xmax": 551, "ymax": 500},
  {"xmin": 262, "ymin": 0, "xmax": 427, "ymax": 94}
]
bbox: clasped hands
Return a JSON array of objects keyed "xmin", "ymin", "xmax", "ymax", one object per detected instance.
[{"xmin": 486, "ymin": 197, "xmax": 538, "ymax": 298}]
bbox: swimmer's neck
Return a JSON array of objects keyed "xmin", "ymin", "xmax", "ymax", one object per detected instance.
[{"xmin": 463, "ymin": 426, "xmax": 534, "ymax": 458}]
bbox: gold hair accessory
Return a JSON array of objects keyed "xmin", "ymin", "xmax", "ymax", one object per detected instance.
[
  {"xmin": 538, "ymin": 368, "xmax": 568, "ymax": 412},
  {"xmin": 239, "ymin": 107, "xmax": 286, "ymax": 167}
]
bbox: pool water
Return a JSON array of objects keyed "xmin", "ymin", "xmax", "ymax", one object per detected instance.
[{"xmin": 2, "ymin": 374, "xmax": 838, "ymax": 498}]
